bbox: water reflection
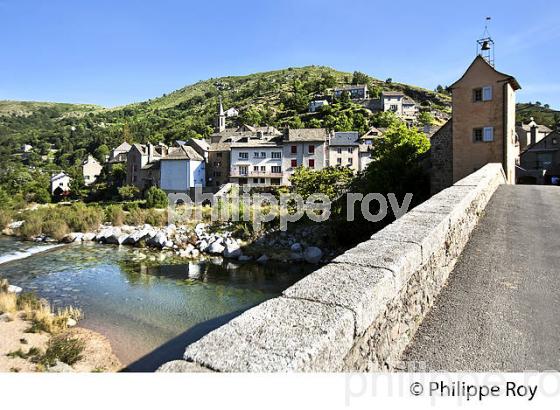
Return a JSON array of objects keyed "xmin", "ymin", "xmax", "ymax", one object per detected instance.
[{"xmin": 0, "ymin": 236, "xmax": 312, "ymax": 367}]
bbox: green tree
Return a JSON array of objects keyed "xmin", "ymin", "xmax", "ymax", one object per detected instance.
[
  {"xmin": 94, "ymin": 144, "xmax": 110, "ymax": 163},
  {"xmin": 334, "ymin": 122, "xmax": 431, "ymax": 244},
  {"xmin": 289, "ymin": 166, "xmax": 354, "ymax": 200},
  {"xmin": 118, "ymin": 185, "xmax": 140, "ymax": 201},
  {"xmin": 418, "ymin": 111, "xmax": 435, "ymax": 126},
  {"xmin": 352, "ymin": 71, "xmax": 370, "ymax": 85},
  {"xmin": 145, "ymin": 186, "xmax": 169, "ymax": 209}
]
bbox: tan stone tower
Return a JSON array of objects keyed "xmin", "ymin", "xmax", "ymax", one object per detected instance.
[{"xmin": 449, "ymin": 55, "xmax": 520, "ymax": 184}]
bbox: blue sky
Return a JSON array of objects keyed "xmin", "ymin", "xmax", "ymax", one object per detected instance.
[{"xmin": 1, "ymin": 0, "xmax": 559, "ymax": 108}]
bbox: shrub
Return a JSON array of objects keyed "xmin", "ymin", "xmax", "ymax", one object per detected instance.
[
  {"xmin": 144, "ymin": 209, "xmax": 167, "ymax": 227},
  {"xmin": 123, "ymin": 201, "xmax": 141, "ymax": 212},
  {"xmin": 42, "ymin": 219, "xmax": 70, "ymax": 241},
  {"xmin": 145, "ymin": 187, "xmax": 168, "ymax": 209},
  {"xmin": 105, "ymin": 205, "xmax": 125, "ymax": 226},
  {"xmin": 0, "ymin": 209, "xmax": 12, "ymax": 230},
  {"xmin": 0, "ymin": 292, "xmax": 17, "ymax": 314},
  {"xmin": 126, "ymin": 208, "xmax": 146, "ymax": 226},
  {"xmin": 39, "ymin": 336, "xmax": 85, "ymax": 367},
  {"xmin": 19, "ymin": 214, "xmax": 43, "ymax": 239},
  {"xmin": 118, "ymin": 185, "xmax": 140, "ymax": 201}
]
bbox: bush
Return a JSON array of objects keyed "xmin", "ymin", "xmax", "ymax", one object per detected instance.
[
  {"xmin": 144, "ymin": 209, "xmax": 167, "ymax": 227},
  {"xmin": 0, "ymin": 292, "xmax": 17, "ymax": 314},
  {"xmin": 145, "ymin": 187, "xmax": 168, "ymax": 209},
  {"xmin": 123, "ymin": 201, "xmax": 142, "ymax": 212},
  {"xmin": 42, "ymin": 219, "xmax": 70, "ymax": 241},
  {"xmin": 39, "ymin": 336, "xmax": 85, "ymax": 366},
  {"xmin": 0, "ymin": 209, "xmax": 12, "ymax": 230},
  {"xmin": 118, "ymin": 185, "xmax": 140, "ymax": 201},
  {"xmin": 105, "ymin": 205, "xmax": 125, "ymax": 226},
  {"xmin": 125, "ymin": 208, "xmax": 146, "ymax": 226},
  {"xmin": 19, "ymin": 214, "xmax": 43, "ymax": 239}
]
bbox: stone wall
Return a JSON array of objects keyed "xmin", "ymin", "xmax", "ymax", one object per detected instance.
[
  {"xmin": 158, "ymin": 164, "xmax": 506, "ymax": 372},
  {"xmin": 430, "ymin": 119, "xmax": 453, "ymax": 194}
]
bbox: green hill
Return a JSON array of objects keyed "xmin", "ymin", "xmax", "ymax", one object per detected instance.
[
  {"xmin": 516, "ymin": 102, "xmax": 560, "ymax": 128},
  {"xmin": 0, "ymin": 66, "xmax": 451, "ymax": 174}
]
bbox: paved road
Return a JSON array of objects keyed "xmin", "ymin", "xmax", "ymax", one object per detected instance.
[{"xmin": 403, "ymin": 185, "xmax": 560, "ymax": 371}]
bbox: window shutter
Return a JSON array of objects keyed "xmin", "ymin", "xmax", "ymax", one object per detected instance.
[
  {"xmin": 483, "ymin": 86, "xmax": 492, "ymax": 101},
  {"xmin": 483, "ymin": 127, "xmax": 494, "ymax": 142}
]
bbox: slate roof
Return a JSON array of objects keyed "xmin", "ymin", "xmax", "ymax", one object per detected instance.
[
  {"xmin": 162, "ymin": 146, "xmax": 204, "ymax": 161},
  {"xmin": 286, "ymin": 128, "xmax": 330, "ymax": 142},
  {"xmin": 330, "ymin": 132, "xmax": 359, "ymax": 146}
]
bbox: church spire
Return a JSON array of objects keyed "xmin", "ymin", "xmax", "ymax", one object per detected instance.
[{"xmin": 216, "ymin": 96, "xmax": 226, "ymax": 132}]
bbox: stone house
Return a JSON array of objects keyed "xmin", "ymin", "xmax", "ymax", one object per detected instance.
[
  {"xmin": 281, "ymin": 128, "xmax": 330, "ymax": 185},
  {"xmin": 308, "ymin": 99, "xmax": 329, "ymax": 113},
  {"xmin": 126, "ymin": 143, "xmax": 167, "ymax": 191},
  {"xmin": 333, "ymin": 84, "xmax": 369, "ymax": 100},
  {"xmin": 381, "ymin": 91, "xmax": 418, "ymax": 121},
  {"xmin": 429, "ymin": 55, "xmax": 521, "ymax": 193},
  {"xmin": 81, "ymin": 155, "xmax": 103, "ymax": 186},
  {"xmin": 328, "ymin": 131, "xmax": 360, "ymax": 172},
  {"xmin": 517, "ymin": 130, "xmax": 560, "ymax": 184},
  {"xmin": 358, "ymin": 127, "xmax": 384, "ymax": 171},
  {"xmin": 108, "ymin": 142, "xmax": 132, "ymax": 164},
  {"xmin": 160, "ymin": 145, "xmax": 206, "ymax": 193},
  {"xmin": 516, "ymin": 118, "xmax": 552, "ymax": 153}
]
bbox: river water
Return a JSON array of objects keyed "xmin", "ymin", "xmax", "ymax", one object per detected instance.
[{"xmin": 0, "ymin": 236, "xmax": 312, "ymax": 371}]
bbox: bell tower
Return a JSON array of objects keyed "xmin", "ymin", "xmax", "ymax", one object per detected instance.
[
  {"xmin": 476, "ymin": 17, "xmax": 495, "ymax": 66},
  {"xmin": 216, "ymin": 96, "xmax": 226, "ymax": 133}
]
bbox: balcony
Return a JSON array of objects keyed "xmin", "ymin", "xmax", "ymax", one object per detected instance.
[{"xmin": 231, "ymin": 170, "xmax": 283, "ymax": 178}]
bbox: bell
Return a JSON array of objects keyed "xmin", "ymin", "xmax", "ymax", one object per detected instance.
[{"xmin": 481, "ymin": 40, "xmax": 491, "ymax": 50}]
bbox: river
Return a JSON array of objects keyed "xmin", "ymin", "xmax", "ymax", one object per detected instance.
[{"xmin": 0, "ymin": 236, "xmax": 312, "ymax": 371}]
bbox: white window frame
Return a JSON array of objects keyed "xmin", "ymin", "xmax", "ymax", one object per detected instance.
[
  {"xmin": 239, "ymin": 152, "xmax": 248, "ymax": 159},
  {"xmin": 482, "ymin": 86, "xmax": 492, "ymax": 101},
  {"xmin": 483, "ymin": 127, "xmax": 494, "ymax": 142}
]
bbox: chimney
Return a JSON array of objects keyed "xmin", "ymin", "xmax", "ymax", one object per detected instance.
[
  {"xmin": 530, "ymin": 125, "xmax": 537, "ymax": 146},
  {"xmin": 147, "ymin": 143, "xmax": 154, "ymax": 163}
]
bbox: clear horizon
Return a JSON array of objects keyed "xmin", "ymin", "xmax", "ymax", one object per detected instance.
[{"xmin": 1, "ymin": 0, "xmax": 559, "ymax": 109}]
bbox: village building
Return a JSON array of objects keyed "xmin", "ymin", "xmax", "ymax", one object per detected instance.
[
  {"xmin": 229, "ymin": 138, "xmax": 284, "ymax": 187},
  {"xmin": 516, "ymin": 118, "xmax": 552, "ymax": 153},
  {"xmin": 333, "ymin": 84, "xmax": 369, "ymax": 100},
  {"xmin": 81, "ymin": 155, "xmax": 103, "ymax": 186},
  {"xmin": 108, "ymin": 142, "xmax": 132, "ymax": 165},
  {"xmin": 126, "ymin": 143, "xmax": 168, "ymax": 191},
  {"xmin": 308, "ymin": 99, "xmax": 329, "ymax": 113},
  {"xmin": 328, "ymin": 131, "xmax": 360, "ymax": 172},
  {"xmin": 358, "ymin": 127, "xmax": 384, "ymax": 171},
  {"xmin": 517, "ymin": 130, "xmax": 560, "ymax": 185},
  {"xmin": 224, "ymin": 107, "xmax": 239, "ymax": 117},
  {"xmin": 381, "ymin": 91, "xmax": 418, "ymax": 121},
  {"xmin": 281, "ymin": 128, "xmax": 330, "ymax": 185},
  {"xmin": 50, "ymin": 172, "xmax": 71, "ymax": 196},
  {"xmin": 160, "ymin": 145, "xmax": 206, "ymax": 193},
  {"xmin": 429, "ymin": 54, "xmax": 521, "ymax": 194}
]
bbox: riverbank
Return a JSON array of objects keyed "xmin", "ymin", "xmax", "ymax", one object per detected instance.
[
  {"xmin": 3, "ymin": 218, "xmax": 339, "ymax": 266},
  {"xmin": 0, "ymin": 281, "xmax": 121, "ymax": 372}
]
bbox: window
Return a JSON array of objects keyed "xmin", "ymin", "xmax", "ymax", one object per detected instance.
[
  {"xmin": 271, "ymin": 165, "xmax": 281, "ymax": 173},
  {"xmin": 347, "ymin": 147, "xmax": 353, "ymax": 153},
  {"xmin": 473, "ymin": 88, "xmax": 483, "ymax": 102},
  {"xmin": 253, "ymin": 152, "xmax": 259, "ymax": 158},
  {"xmin": 253, "ymin": 178, "xmax": 259, "ymax": 184},
  {"xmin": 271, "ymin": 178, "xmax": 281, "ymax": 185},
  {"xmin": 272, "ymin": 151, "xmax": 282, "ymax": 159},
  {"xmin": 337, "ymin": 147, "xmax": 342, "ymax": 154},
  {"xmin": 291, "ymin": 159, "xmax": 298, "ymax": 168},
  {"xmin": 473, "ymin": 128, "xmax": 483, "ymax": 142},
  {"xmin": 260, "ymin": 152, "xmax": 266, "ymax": 158},
  {"xmin": 483, "ymin": 127, "xmax": 494, "ymax": 142},
  {"xmin": 309, "ymin": 159, "xmax": 315, "ymax": 169},
  {"xmin": 291, "ymin": 145, "xmax": 297, "ymax": 154},
  {"xmin": 482, "ymin": 86, "xmax": 492, "ymax": 101},
  {"xmin": 337, "ymin": 158, "xmax": 342, "ymax": 165},
  {"xmin": 348, "ymin": 158, "xmax": 353, "ymax": 166},
  {"xmin": 308, "ymin": 145, "xmax": 315, "ymax": 154},
  {"xmin": 239, "ymin": 152, "xmax": 248, "ymax": 159},
  {"xmin": 260, "ymin": 166, "xmax": 266, "ymax": 172},
  {"xmin": 253, "ymin": 166, "xmax": 259, "ymax": 172},
  {"xmin": 390, "ymin": 104, "xmax": 398, "ymax": 112},
  {"xmin": 239, "ymin": 165, "xmax": 248, "ymax": 175},
  {"xmin": 260, "ymin": 178, "xmax": 265, "ymax": 184}
]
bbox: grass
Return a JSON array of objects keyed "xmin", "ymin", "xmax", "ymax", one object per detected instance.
[
  {"xmin": 39, "ymin": 336, "xmax": 85, "ymax": 367},
  {"xmin": 106, "ymin": 205, "xmax": 125, "ymax": 226},
  {"xmin": 0, "ymin": 209, "xmax": 12, "ymax": 230},
  {"xmin": 0, "ymin": 292, "xmax": 17, "ymax": 314},
  {"xmin": 24, "ymin": 302, "xmax": 83, "ymax": 334}
]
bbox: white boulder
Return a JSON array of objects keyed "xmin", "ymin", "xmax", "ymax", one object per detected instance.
[{"xmin": 304, "ymin": 247, "xmax": 323, "ymax": 264}]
